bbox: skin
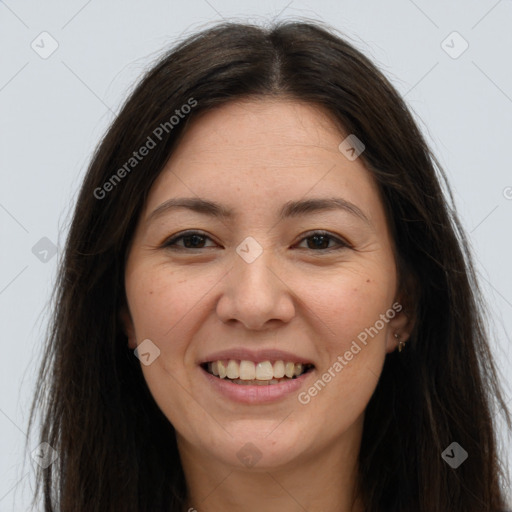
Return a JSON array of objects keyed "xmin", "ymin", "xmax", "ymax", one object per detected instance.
[{"xmin": 122, "ymin": 98, "xmax": 415, "ymax": 512}]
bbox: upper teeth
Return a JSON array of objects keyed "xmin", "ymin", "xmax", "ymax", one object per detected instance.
[{"xmin": 207, "ymin": 360, "xmax": 309, "ymax": 380}]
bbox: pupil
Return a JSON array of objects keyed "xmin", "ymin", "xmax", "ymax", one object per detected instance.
[
  {"xmin": 309, "ymin": 235, "xmax": 328, "ymax": 249},
  {"xmin": 184, "ymin": 235, "xmax": 204, "ymax": 248},
  {"xmin": 183, "ymin": 235, "xmax": 329, "ymax": 249}
]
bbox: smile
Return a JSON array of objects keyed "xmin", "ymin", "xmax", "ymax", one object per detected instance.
[{"xmin": 202, "ymin": 359, "xmax": 315, "ymax": 385}]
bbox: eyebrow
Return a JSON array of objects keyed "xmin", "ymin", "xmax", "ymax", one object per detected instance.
[{"xmin": 146, "ymin": 197, "xmax": 371, "ymax": 225}]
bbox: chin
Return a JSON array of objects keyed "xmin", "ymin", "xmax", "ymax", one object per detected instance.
[{"xmin": 204, "ymin": 420, "xmax": 310, "ymax": 470}]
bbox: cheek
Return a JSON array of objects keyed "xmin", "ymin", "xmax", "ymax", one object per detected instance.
[
  {"xmin": 125, "ymin": 265, "xmax": 208, "ymax": 423},
  {"xmin": 126, "ymin": 263, "xmax": 206, "ymax": 341},
  {"xmin": 302, "ymin": 265, "xmax": 394, "ymax": 338},
  {"xmin": 297, "ymin": 267, "xmax": 393, "ymax": 397},
  {"xmin": 296, "ymin": 284, "xmax": 389, "ymax": 429}
]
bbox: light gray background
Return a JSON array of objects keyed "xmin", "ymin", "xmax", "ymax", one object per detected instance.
[{"xmin": 1, "ymin": 0, "xmax": 511, "ymax": 509}]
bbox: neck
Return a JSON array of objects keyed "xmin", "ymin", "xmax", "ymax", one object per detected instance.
[{"xmin": 178, "ymin": 416, "xmax": 365, "ymax": 512}]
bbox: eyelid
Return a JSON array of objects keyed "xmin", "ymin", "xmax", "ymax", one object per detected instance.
[
  {"xmin": 161, "ymin": 229, "xmax": 351, "ymax": 251},
  {"xmin": 161, "ymin": 230, "xmax": 218, "ymax": 249},
  {"xmin": 293, "ymin": 230, "xmax": 351, "ymax": 250}
]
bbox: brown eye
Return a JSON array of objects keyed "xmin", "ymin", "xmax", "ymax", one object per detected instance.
[
  {"xmin": 296, "ymin": 231, "xmax": 349, "ymax": 251},
  {"xmin": 163, "ymin": 231, "xmax": 217, "ymax": 250}
]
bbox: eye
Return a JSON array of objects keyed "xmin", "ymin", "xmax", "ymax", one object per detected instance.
[
  {"xmin": 161, "ymin": 230, "xmax": 350, "ymax": 252},
  {"xmin": 294, "ymin": 231, "xmax": 350, "ymax": 251},
  {"xmin": 162, "ymin": 231, "xmax": 218, "ymax": 250}
]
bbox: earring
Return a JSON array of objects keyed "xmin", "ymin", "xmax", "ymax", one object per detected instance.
[{"xmin": 395, "ymin": 332, "xmax": 406, "ymax": 352}]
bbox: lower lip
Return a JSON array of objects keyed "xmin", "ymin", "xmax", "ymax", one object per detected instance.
[{"xmin": 200, "ymin": 366, "xmax": 314, "ymax": 404}]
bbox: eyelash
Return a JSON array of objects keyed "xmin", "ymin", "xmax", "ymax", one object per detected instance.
[{"xmin": 161, "ymin": 230, "xmax": 350, "ymax": 252}]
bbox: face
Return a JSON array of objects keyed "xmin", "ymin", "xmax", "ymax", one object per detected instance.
[{"xmin": 122, "ymin": 99, "xmax": 411, "ymax": 471}]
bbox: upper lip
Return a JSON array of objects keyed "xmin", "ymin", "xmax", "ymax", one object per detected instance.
[{"xmin": 198, "ymin": 348, "xmax": 315, "ymax": 366}]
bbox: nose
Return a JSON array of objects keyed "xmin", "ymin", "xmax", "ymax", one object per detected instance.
[{"xmin": 216, "ymin": 245, "xmax": 296, "ymax": 330}]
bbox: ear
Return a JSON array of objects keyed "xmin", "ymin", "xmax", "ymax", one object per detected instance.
[
  {"xmin": 385, "ymin": 300, "xmax": 416, "ymax": 354},
  {"xmin": 119, "ymin": 305, "xmax": 137, "ymax": 350},
  {"xmin": 385, "ymin": 270, "xmax": 419, "ymax": 354}
]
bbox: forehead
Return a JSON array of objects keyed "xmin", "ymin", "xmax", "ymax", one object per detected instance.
[
  {"xmin": 173, "ymin": 98, "xmax": 347, "ymax": 160},
  {"xmin": 143, "ymin": 98, "xmax": 385, "ymax": 229}
]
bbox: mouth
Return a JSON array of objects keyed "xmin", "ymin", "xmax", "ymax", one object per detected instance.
[{"xmin": 200, "ymin": 359, "xmax": 315, "ymax": 386}]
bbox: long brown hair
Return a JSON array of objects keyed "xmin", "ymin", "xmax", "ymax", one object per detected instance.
[{"xmin": 26, "ymin": 20, "xmax": 511, "ymax": 511}]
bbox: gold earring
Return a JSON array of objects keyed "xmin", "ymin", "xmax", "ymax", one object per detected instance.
[{"xmin": 395, "ymin": 332, "xmax": 406, "ymax": 352}]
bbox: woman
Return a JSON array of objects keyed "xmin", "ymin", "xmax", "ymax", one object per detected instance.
[{"xmin": 26, "ymin": 20, "xmax": 511, "ymax": 512}]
